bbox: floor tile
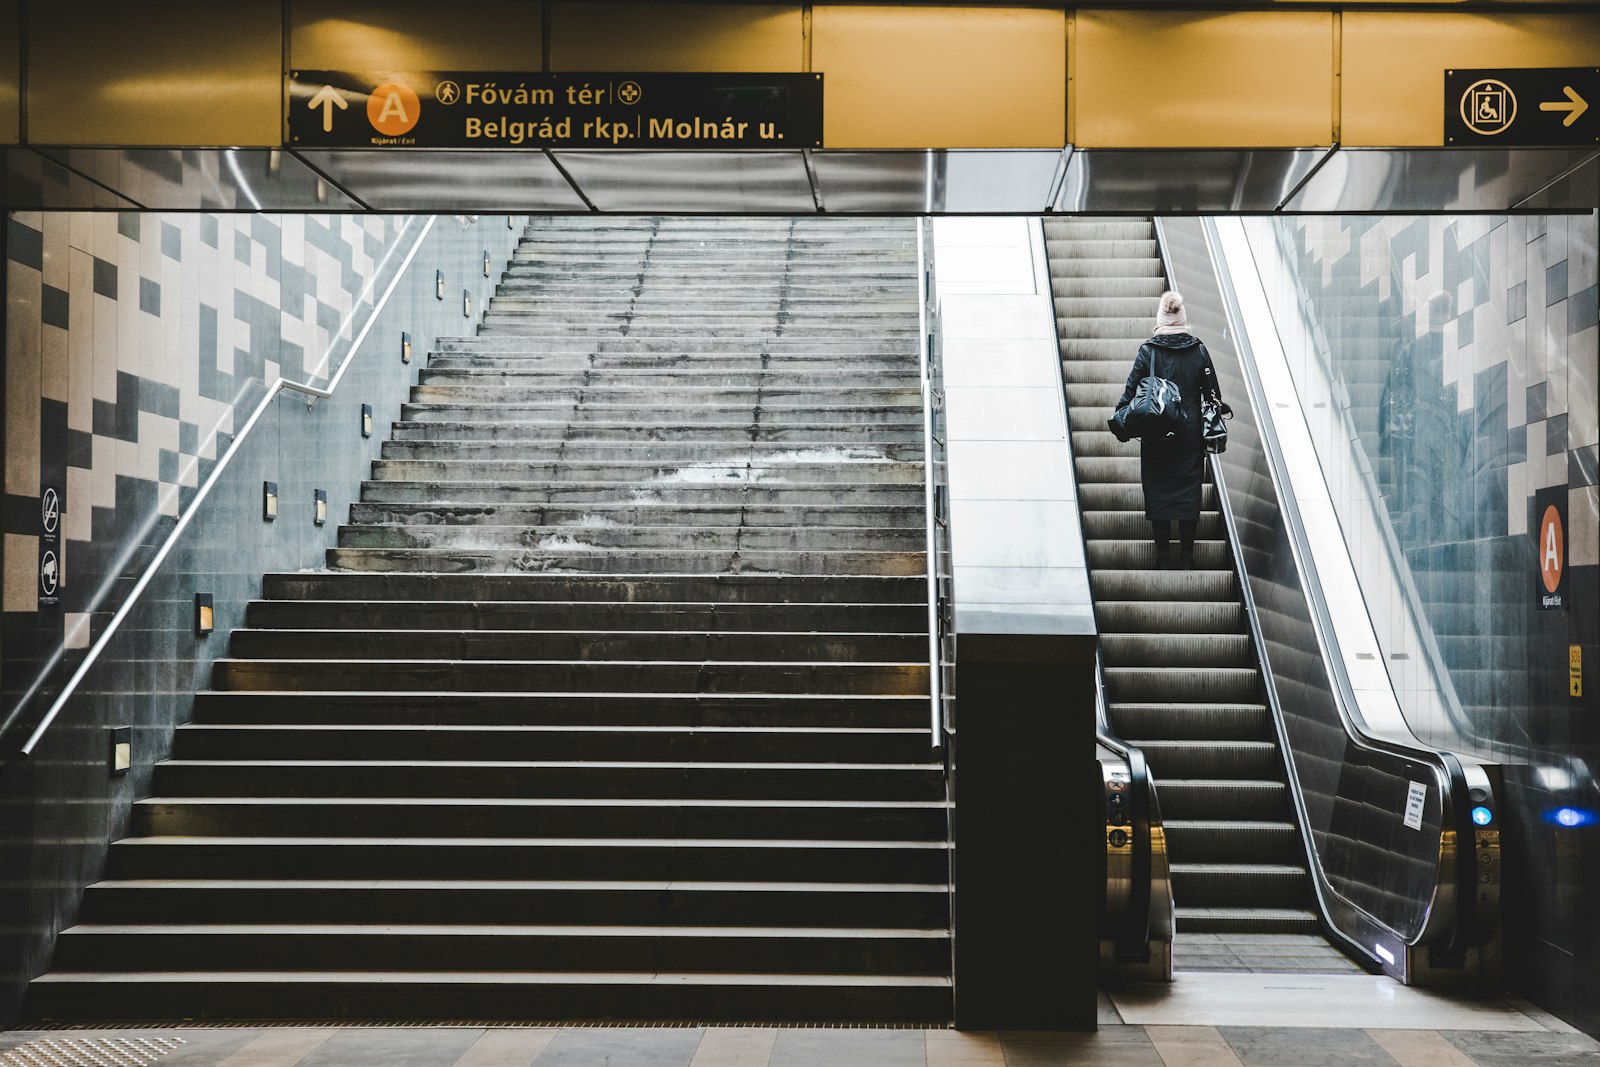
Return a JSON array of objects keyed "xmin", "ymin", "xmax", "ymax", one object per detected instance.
[
  {"xmin": 1441, "ymin": 1029, "xmax": 1600, "ymax": 1066},
  {"xmin": 999, "ymin": 1028, "xmax": 1163, "ymax": 1067},
  {"xmin": 1219, "ymin": 1026, "xmax": 1399, "ymax": 1066},
  {"xmin": 216, "ymin": 1028, "xmax": 337, "ymax": 1067},
  {"xmin": 769, "ymin": 1029, "xmax": 926, "ymax": 1067},
  {"xmin": 1145, "ymin": 1025, "xmax": 1245, "ymax": 1067},
  {"xmin": 689, "ymin": 1028, "xmax": 777, "ymax": 1066},
  {"xmin": 1113, "ymin": 974, "xmax": 1550, "ymax": 1030},
  {"xmin": 454, "ymin": 1029, "xmax": 557, "ymax": 1067},
  {"xmin": 534, "ymin": 1028, "xmax": 703, "ymax": 1067},
  {"xmin": 1365, "ymin": 1030, "xmax": 1477, "ymax": 1067},
  {"xmin": 297, "ymin": 1027, "xmax": 482, "ymax": 1067},
  {"xmin": 925, "ymin": 1029, "xmax": 1004, "ymax": 1066}
]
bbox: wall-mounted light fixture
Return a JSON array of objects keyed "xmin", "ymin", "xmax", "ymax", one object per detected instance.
[
  {"xmin": 314, "ymin": 489, "xmax": 328, "ymax": 526},
  {"xmin": 507, "ymin": 215, "xmax": 515, "ymax": 229},
  {"xmin": 194, "ymin": 592, "xmax": 214, "ymax": 635},
  {"xmin": 483, "ymin": 250, "xmax": 492, "ymax": 278},
  {"xmin": 435, "ymin": 270, "xmax": 445, "ymax": 300},
  {"xmin": 263, "ymin": 481, "xmax": 278, "ymax": 521},
  {"xmin": 109, "ymin": 726, "xmax": 131, "ymax": 775},
  {"xmin": 361, "ymin": 404, "xmax": 373, "ymax": 438},
  {"xmin": 401, "ymin": 331, "xmax": 412, "ymax": 364},
  {"xmin": 463, "ymin": 289, "xmax": 472, "ymax": 318}
]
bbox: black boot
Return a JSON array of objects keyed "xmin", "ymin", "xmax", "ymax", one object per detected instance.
[
  {"xmin": 1179, "ymin": 545, "xmax": 1196, "ymax": 570},
  {"xmin": 1154, "ymin": 542, "xmax": 1172, "ymax": 570}
]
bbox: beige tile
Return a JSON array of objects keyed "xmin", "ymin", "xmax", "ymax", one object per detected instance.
[
  {"xmin": 454, "ymin": 1028, "xmax": 555, "ymax": 1067},
  {"xmin": 1366, "ymin": 1029, "xmax": 1477, "ymax": 1067},
  {"xmin": 213, "ymin": 1027, "xmax": 334, "ymax": 1067},
  {"xmin": 925, "ymin": 1028, "xmax": 1004, "ymax": 1066},
  {"xmin": 4, "ymin": 534, "xmax": 38, "ymax": 612},
  {"xmin": 1146, "ymin": 1026, "xmax": 1243, "ymax": 1067},
  {"xmin": 690, "ymin": 1028, "xmax": 777, "ymax": 1066}
]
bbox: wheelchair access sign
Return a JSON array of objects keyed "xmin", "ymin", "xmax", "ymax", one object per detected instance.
[{"xmin": 1445, "ymin": 68, "xmax": 1597, "ymax": 146}]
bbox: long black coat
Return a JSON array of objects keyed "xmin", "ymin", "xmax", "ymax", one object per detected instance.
[{"xmin": 1115, "ymin": 333, "xmax": 1221, "ymax": 521}]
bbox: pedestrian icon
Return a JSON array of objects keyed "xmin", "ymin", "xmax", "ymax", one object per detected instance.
[
  {"xmin": 436, "ymin": 80, "xmax": 461, "ymax": 105},
  {"xmin": 1461, "ymin": 78, "xmax": 1517, "ymax": 136}
]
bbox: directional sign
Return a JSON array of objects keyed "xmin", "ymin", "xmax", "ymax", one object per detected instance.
[
  {"xmin": 1445, "ymin": 68, "xmax": 1598, "ymax": 146},
  {"xmin": 288, "ymin": 71, "xmax": 824, "ymax": 149}
]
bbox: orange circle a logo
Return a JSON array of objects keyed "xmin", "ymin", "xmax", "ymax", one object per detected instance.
[
  {"xmin": 1540, "ymin": 504, "xmax": 1565, "ymax": 594},
  {"xmin": 367, "ymin": 83, "xmax": 421, "ymax": 136}
]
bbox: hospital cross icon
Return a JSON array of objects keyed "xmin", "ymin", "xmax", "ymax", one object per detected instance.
[{"xmin": 617, "ymin": 81, "xmax": 643, "ymax": 105}]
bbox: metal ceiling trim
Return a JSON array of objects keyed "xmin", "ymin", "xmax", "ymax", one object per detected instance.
[
  {"xmin": 286, "ymin": 147, "xmax": 373, "ymax": 212},
  {"xmin": 542, "ymin": 148, "xmax": 599, "ymax": 213}
]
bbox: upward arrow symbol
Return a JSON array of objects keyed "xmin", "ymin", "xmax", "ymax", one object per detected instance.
[
  {"xmin": 1540, "ymin": 85, "xmax": 1590, "ymax": 127},
  {"xmin": 309, "ymin": 85, "xmax": 348, "ymax": 132}
]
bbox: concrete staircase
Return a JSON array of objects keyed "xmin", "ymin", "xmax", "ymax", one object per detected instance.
[
  {"xmin": 28, "ymin": 218, "xmax": 951, "ymax": 1023},
  {"xmin": 1045, "ymin": 217, "xmax": 1357, "ymax": 974}
]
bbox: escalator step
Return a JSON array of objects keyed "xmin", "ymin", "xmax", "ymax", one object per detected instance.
[
  {"xmin": 1129, "ymin": 740, "xmax": 1280, "ymax": 778},
  {"xmin": 1100, "ymin": 633, "xmax": 1254, "ymax": 668},
  {"xmin": 1109, "ymin": 702, "xmax": 1270, "ymax": 741},
  {"xmin": 1175, "ymin": 908, "xmax": 1321, "ymax": 935}
]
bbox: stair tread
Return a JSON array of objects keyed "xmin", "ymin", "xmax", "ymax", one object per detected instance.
[
  {"xmin": 62, "ymin": 923, "xmax": 948, "ymax": 939},
  {"xmin": 89, "ymin": 879, "xmax": 950, "ymax": 892},
  {"xmin": 117, "ymin": 836, "xmax": 950, "ymax": 849},
  {"xmin": 32, "ymin": 970, "xmax": 952, "ymax": 987}
]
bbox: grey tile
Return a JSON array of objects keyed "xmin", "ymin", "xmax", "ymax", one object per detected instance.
[
  {"xmin": 1572, "ymin": 445, "xmax": 1598, "ymax": 488},
  {"xmin": 1548, "ymin": 415, "xmax": 1569, "ymax": 458},
  {"xmin": 1528, "ymin": 382, "xmax": 1549, "ymax": 424},
  {"xmin": 1220, "ymin": 1027, "xmax": 1398, "ymax": 1066},
  {"xmin": 42, "ymin": 283, "xmax": 69, "ymax": 330},
  {"xmin": 535, "ymin": 1027, "xmax": 702, "ymax": 1067},
  {"xmin": 769, "ymin": 1030, "xmax": 925, "ymax": 1067},
  {"xmin": 161, "ymin": 221, "xmax": 183, "ymax": 260},
  {"xmin": 201, "ymin": 213, "xmax": 219, "ymax": 248},
  {"xmin": 1457, "ymin": 309, "xmax": 1474, "ymax": 348},
  {"xmin": 235, "ymin": 229, "xmax": 253, "ymax": 265},
  {"xmin": 1569, "ymin": 284, "xmax": 1598, "ymax": 335},
  {"xmin": 117, "ymin": 211, "xmax": 141, "ymax": 240},
  {"xmin": 298, "ymin": 1027, "xmax": 482, "ymax": 1067},
  {"xmin": 1547, "ymin": 260, "xmax": 1570, "ymax": 304},
  {"xmin": 1509, "ymin": 281, "xmax": 1528, "ymax": 324},
  {"xmin": 180, "ymin": 421, "xmax": 199, "ymax": 456},
  {"xmin": 1443, "ymin": 1029, "xmax": 1600, "ymax": 1066},
  {"xmin": 93, "ymin": 255, "xmax": 118, "ymax": 298},
  {"xmin": 1000, "ymin": 1028, "xmax": 1162, "ymax": 1067},
  {"xmin": 139, "ymin": 276, "xmax": 161, "ymax": 316},
  {"xmin": 6, "ymin": 216, "xmax": 43, "ymax": 268}
]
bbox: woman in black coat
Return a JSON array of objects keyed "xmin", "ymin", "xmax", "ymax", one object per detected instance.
[{"xmin": 1114, "ymin": 291, "xmax": 1227, "ymax": 569}]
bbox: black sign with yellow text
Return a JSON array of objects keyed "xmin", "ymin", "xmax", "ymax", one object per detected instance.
[
  {"xmin": 1445, "ymin": 68, "xmax": 1597, "ymax": 147},
  {"xmin": 289, "ymin": 71, "xmax": 824, "ymax": 149}
]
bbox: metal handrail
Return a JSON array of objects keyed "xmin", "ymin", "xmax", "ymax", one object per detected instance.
[
  {"xmin": 916, "ymin": 219, "xmax": 943, "ymax": 748},
  {"xmin": 4, "ymin": 214, "xmax": 439, "ymax": 758}
]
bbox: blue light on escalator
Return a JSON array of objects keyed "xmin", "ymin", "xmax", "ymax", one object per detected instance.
[
  {"xmin": 1471, "ymin": 806, "xmax": 1493, "ymax": 826},
  {"xmin": 1547, "ymin": 807, "xmax": 1597, "ymax": 828}
]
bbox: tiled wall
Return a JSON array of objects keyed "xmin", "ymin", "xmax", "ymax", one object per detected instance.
[
  {"xmin": 3, "ymin": 211, "xmax": 402, "ymax": 689},
  {"xmin": 1281, "ymin": 211, "xmax": 1599, "ymax": 1036},
  {"xmin": 0, "ymin": 209, "xmax": 524, "ymax": 1025}
]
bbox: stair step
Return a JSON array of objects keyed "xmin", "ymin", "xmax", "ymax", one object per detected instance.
[
  {"xmin": 260, "ymin": 571, "xmax": 928, "ymax": 604},
  {"xmin": 325, "ymin": 546, "xmax": 927, "ymax": 577},
  {"xmin": 24, "ymin": 970, "xmax": 951, "ymax": 1023},
  {"xmin": 81, "ymin": 879, "xmax": 952, "ymax": 928},
  {"xmin": 244, "ymin": 599, "xmax": 925, "ymax": 632},
  {"xmin": 135, "ymin": 795, "xmax": 950, "ymax": 839}
]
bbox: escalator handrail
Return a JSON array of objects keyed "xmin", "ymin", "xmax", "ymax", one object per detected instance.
[
  {"xmin": 1206, "ymin": 453, "xmax": 1382, "ymax": 971},
  {"xmin": 1172, "ymin": 216, "xmax": 1484, "ymax": 957}
]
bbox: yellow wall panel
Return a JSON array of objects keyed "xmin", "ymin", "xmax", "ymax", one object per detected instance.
[
  {"xmin": 1073, "ymin": 10, "xmax": 1334, "ymax": 148},
  {"xmin": 812, "ymin": 5, "xmax": 1065, "ymax": 149},
  {"xmin": 551, "ymin": 4, "xmax": 801, "ymax": 72},
  {"xmin": 0, "ymin": 1, "xmax": 18, "ymax": 143},
  {"xmin": 292, "ymin": 0, "xmax": 543, "ymax": 71},
  {"xmin": 1343, "ymin": 13, "xmax": 1600, "ymax": 146},
  {"xmin": 28, "ymin": 1, "xmax": 282, "ymax": 146}
]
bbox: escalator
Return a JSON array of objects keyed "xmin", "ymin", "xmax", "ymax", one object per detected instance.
[
  {"xmin": 1046, "ymin": 214, "xmax": 1504, "ymax": 988},
  {"xmin": 1049, "ymin": 217, "xmax": 1357, "ymax": 974}
]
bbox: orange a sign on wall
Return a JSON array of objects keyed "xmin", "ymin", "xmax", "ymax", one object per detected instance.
[{"xmin": 1534, "ymin": 487, "xmax": 1568, "ymax": 611}]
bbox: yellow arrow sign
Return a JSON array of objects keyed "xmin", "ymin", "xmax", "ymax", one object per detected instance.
[
  {"xmin": 1540, "ymin": 85, "xmax": 1589, "ymax": 127},
  {"xmin": 308, "ymin": 85, "xmax": 349, "ymax": 133}
]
